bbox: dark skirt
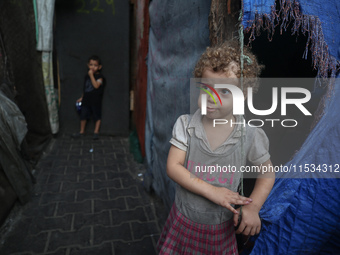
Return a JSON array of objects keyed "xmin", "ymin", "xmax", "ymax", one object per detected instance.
[{"xmin": 157, "ymin": 203, "xmax": 238, "ymax": 255}]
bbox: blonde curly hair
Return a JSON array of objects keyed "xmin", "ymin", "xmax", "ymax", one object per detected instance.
[{"xmin": 194, "ymin": 40, "xmax": 264, "ymax": 93}]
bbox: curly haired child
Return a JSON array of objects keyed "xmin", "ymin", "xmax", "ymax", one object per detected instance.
[{"xmin": 157, "ymin": 41, "xmax": 275, "ymax": 254}]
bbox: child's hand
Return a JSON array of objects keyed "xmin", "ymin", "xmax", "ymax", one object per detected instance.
[
  {"xmin": 208, "ymin": 186, "xmax": 252, "ymax": 214},
  {"xmin": 233, "ymin": 205, "xmax": 261, "ymax": 236},
  {"xmin": 88, "ymin": 69, "xmax": 94, "ymax": 76},
  {"xmin": 76, "ymin": 97, "xmax": 82, "ymax": 103}
]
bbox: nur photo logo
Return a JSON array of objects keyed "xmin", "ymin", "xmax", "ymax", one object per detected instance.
[{"xmin": 194, "ymin": 78, "xmax": 313, "ymax": 128}]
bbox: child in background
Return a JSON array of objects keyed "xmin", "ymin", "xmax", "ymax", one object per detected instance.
[
  {"xmin": 157, "ymin": 41, "xmax": 275, "ymax": 254},
  {"xmin": 73, "ymin": 55, "xmax": 105, "ymax": 140}
]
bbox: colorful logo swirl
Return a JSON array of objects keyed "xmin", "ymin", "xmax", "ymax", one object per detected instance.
[{"xmin": 197, "ymin": 82, "xmax": 222, "ymax": 105}]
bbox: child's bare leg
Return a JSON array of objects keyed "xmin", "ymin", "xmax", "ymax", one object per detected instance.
[
  {"xmin": 80, "ymin": 120, "xmax": 86, "ymax": 134},
  {"xmin": 94, "ymin": 120, "xmax": 101, "ymax": 134}
]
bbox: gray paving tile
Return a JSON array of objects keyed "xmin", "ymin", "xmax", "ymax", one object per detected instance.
[
  {"xmin": 40, "ymin": 191, "xmax": 76, "ymax": 205},
  {"xmin": 106, "ymin": 171, "xmax": 131, "ymax": 181},
  {"xmin": 48, "ymin": 173, "xmax": 78, "ymax": 184},
  {"xmin": 22, "ymin": 202, "xmax": 57, "ymax": 218},
  {"xmin": 94, "ymin": 164, "xmax": 120, "ymax": 172},
  {"xmin": 93, "ymin": 224, "xmax": 132, "ymax": 244},
  {"xmin": 74, "ymin": 211, "xmax": 111, "ymax": 229},
  {"xmin": 65, "ymin": 165, "xmax": 92, "ymax": 174},
  {"xmin": 47, "ymin": 227, "xmax": 92, "ymax": 252},
  {"xmin": 68, "ymin": 154, "xmax": 87, "ymax": 161},
  {"xmin": 82, "ymin": 148, "xmax": 105, "ymax": 156},
  {"xmin": 61, "ymin": 180, "xmax": 92, "ymax": 192},
  {"xmin": 29, "ymin": 214, "xmax": 73, "ymax": 234},
  {"xmin": 94, "ymin": 197, "xmax": 127, "ymax": 212},
  {"xmin": 131, "ymin": 221, "xmax": 159, "ymax": 240},
  {"xmin": 80, "ymin": 158, "xmax": 105, "ymax": 167},
  {"xmin": 77, "ymin": 189, "xmax": 109, "ymax": 202},
  {"xmin": 44, "ymin": 248, "xmax": 68, "ymax": 255},
  {"xmin": 57, "ymin": 200, "xmax": 92, "ymax": 216},
  {"xmin": 113, "ymin": 237, "xmax": 157, "ymax": 255},
  {"xmin": 125, "ymin": 196, "xmax": 152, "ymax": 210},
  {"xmin": 78, "ymin": 172, "xmax": 106, "ymax": 182},
  {"xmin": 111, "ymin": 207, "xmax": 148, "ymax": 226},
  {"xmin": 144, "ymin": 205, "xmax": 156, "ymax": 221},
  {"xmin": 69, "ymin": 242, "xmax": 113, "ymax": 255},
  {"xmin": 93, "ymin": 179, "xmax": 121, "ymax": 190},
  {"xmin": 35, "ymin": 182, "xmax": 61, "ymax": 194},
  {"xmin": 109, "ymin": 186, "xmax": 139, "ymax": 198},
  {"xmin": 57, "ymin": 150, "xmax": 81, "ymax": 156},
  {"xmin": 1, "ymin": 231, "xmax": 48, "ymax": 254},
  {"xmin": 53, "ymin": 159, "xmax": 80, "ymax": 168}
]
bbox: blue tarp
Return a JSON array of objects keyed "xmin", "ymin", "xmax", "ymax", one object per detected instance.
[
  {"xmin": 243, "ymin": 0, "xmax": 340, "ymax": 77},
  {"xmin": 242, "ymin": 0, "xmax": 340, "ymax": 254}
]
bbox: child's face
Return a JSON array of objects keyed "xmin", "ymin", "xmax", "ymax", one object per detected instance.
[
  {"xmin": 88, "ymin": 60, "xmax": 102, "ymax": 73},
  {"xmin": 198, "ymin": 68, "xmax": 238, "ymax": 120}
]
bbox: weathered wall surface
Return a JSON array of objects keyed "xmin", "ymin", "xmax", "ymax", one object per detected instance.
[
  {"xmin": 55, "ymin": 0, "xmax": 130, "ymax": 135},
  {"xmin": 145, "ymin": 0, "xmax": 211, "ymax": 209}
]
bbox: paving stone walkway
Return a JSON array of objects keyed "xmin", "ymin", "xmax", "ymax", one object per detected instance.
[{"xmin": 0, "ymin": 135, "xmax": 167, "ymax": 255}]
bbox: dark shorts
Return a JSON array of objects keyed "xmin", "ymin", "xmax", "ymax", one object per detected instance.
[{"xmin": 80, "ymin": 104, "xmax": 102, "ymax": 121}]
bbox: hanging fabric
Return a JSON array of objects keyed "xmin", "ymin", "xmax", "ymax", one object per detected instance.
[{"xmin": 34, "ymin": 0, "xmax": 59, "ymax": 134}]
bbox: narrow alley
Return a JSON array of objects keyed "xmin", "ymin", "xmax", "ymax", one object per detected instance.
[{"xmin": 0, "ymin": 134, "xmax": 166, "ymax": 255}]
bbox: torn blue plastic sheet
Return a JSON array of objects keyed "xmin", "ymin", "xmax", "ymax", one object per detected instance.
[{"xmin": 242, "ymin": 0, "xmax": 340, "ymax": 254}]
